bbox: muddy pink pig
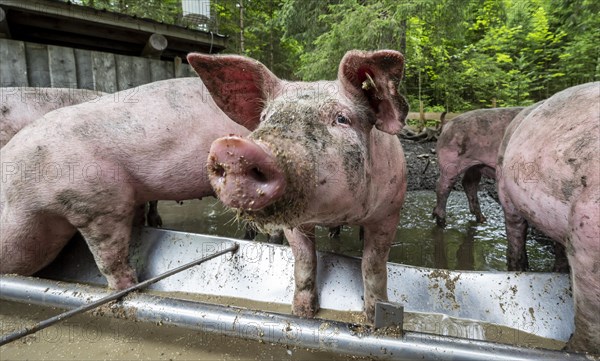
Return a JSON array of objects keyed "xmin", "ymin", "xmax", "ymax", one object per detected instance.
[
  {"xmin": 0, "ymin": 87, "xmax": 164, "ymax": 227},
  {"xmin": 497, "ymin": 82, "xmax": 599, "ymax": 354},
  {"xmin": 431, "ymin": 107, "xmax": 523, "ymax": 227},
  {"xmin": 1, "ymin": 87, "xmax": 104, "ymax": 148},
  {"xmin": 0, "ymin": 77, "xmax": 250, "ymax": 289},
  {"xmin": 188, "ymin": 50, "xmax": 408, "ymax": 322}
]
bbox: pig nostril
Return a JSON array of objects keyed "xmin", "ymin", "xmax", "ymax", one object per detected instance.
[
  {"xmin": 249, "ymin": 167, "xmax": 268, "ymax": 183},
  {"xmin": 212, "ymin": 164, "xmax": 226, "ymax": 178}
]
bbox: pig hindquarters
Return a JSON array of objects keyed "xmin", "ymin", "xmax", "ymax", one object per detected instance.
[
  {"xmin": 188, "ymin": 50, "xmax": 409, "ymax": 322},
  {"xmin": 497, "ymin": 82, "xmax": 599, "ymax": 354},
  {"xmin": 1, "ymin": 88, "xmax": 163, "ymax": 227},
  {"xmin": 0, "ymin": 78, "xmax": 249, "ymax": 289},
  {"xmin": 432, "ymin": 107, "xmax": 523, "ymax": 227}
]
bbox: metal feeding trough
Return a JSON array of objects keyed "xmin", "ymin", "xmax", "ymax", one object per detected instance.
[{"xmin": 0, "ymin": 227, "xmax": 590, "ymax": 360}]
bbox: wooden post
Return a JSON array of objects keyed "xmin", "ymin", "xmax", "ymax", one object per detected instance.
[
  {"xmin": 174, "ymin": 56, "xmax": 182, "ymax": 77},
  {"xmin": 419, "ymin": 100, "xmax": 425, "ymax": 130},
  {"xmin": 0, "ymin": 7, "xmax": 10, "ymax": 39},
  {"xmin": 239, "ymin": 0, "xmax": 244, "ymax": 54},
  {"xmin": 141, "ymin": 33, "xmax": 168, "ymax": 59}
]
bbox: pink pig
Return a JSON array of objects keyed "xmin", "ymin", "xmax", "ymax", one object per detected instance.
[
  {"xmin": 1, "ymin": 87, "xmax": 104, "ymax": 148},
  {"xmin": 0, "ymin": 78, "xmax": 250, "ymax": 288},
  {"xmin": 0, "ymin": 87, "xmax": 166, "ymax": 227},
  {"xmin": 432, "ymin": 107, "xmax": 524, "ymax": 227},
  {"xmin": 187, "ymin": 50, "xmax": 409, "ymax": 322},
  {"xmin": 497, "ymin": 82, "xmax": 599, "ymax": 354}
]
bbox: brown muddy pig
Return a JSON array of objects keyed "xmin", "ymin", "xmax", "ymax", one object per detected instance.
[
  {"xmin": 190, "ymin": 50, "xmax": 409, "ymax": 322},
  {"xmin": 431, "ymin": 107, "xmax": 524, "ymax": 227},
  {"xmin": 497, "ymin": 82, "xmax": 599, "ymax": 354},
  {"xmin": 0, "ymin": 78, "xmax": 250, "ymax": 289}
]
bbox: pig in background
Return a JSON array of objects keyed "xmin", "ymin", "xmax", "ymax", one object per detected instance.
[
  {"xmin": 497, "ymin": 82, "xmax": 599, "ymax": 354},
  {"xmin": 431, "ymin": 107, "xmax": 524, "ymax": 227},
  {"xmin": 0, "ymin": 77, "xmax": 250, "ymax": 289},
  {"xmin": 188, "ymin": 49, "xmax": 409, "ymax": 322},
  {"xmin": 1, "ymin": 87, "xmax": 104, "ymax": 148},
  {"xmin": 431, "ymin": 105, "xmax": 569, "ymax": 272},
  {"xmin": 0, "ymin": 87, "xmax": 164, "ymax": 228}
]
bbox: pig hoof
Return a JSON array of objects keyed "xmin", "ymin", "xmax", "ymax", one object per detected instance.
[
  {"xmin": 292, "ymin": 290, "xmax": 319, "ymax": 318},
  {"xmin": 147, "ymin": 214, "xmax": 163, "ymax": 228},
  {"xmin": 363, "ymin": 311, "xmax": 375, "ymax": 325},
  {"xmin": 564, "ymin": 334, "xmax": 598, "ymax": 355},
  {"xmin": 432, "ymin": 213, "xmax": 446, "ymax": 228}
]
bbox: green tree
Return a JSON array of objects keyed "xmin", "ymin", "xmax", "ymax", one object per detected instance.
[
  {"xmin": 82, "ymin": 0, "xmax": 599, "ymax": 111},
  {"xmin": 548, "ymin": 0, "xmax": 600, "ymax": 91},
  {"xmin": 211, "ymin": 0, "xmax": 301, "ymax": 78}
]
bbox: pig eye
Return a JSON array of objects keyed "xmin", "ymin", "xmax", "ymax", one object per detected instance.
[{"xmin": 335, "ymin": 114, "xmax": 350, "ymax": 126}]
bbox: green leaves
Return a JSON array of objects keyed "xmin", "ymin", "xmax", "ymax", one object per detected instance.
[{"xmin": 80, "ymin": 0, "xmax": 597, "ymax": 111}]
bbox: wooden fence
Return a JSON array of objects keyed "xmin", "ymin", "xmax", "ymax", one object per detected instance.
[
  {"xmin": 0, "ymin": 38, "xmax": 198, "ymax": 92},
  {"xmin": 407, "ymin": 112, "xmax": 460, "ymax": 122}
]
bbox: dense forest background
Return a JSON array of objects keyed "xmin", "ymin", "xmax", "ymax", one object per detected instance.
[{"xmin": 77, "ymin": 0, "xmax": 598, "ymax": 112}]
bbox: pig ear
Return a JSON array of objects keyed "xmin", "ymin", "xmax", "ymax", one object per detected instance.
[
  {"xmin": 187, "ymin": 53, "xmax": 280, "ymax": 131},
  {"xmin": 338, "ymin": 50, "xmax": 408, "ymax": 135}
]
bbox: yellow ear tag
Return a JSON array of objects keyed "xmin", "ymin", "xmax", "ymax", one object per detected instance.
[{"xmin": 361, "ymin": 73, "xmax": 378, "ymax": 91}]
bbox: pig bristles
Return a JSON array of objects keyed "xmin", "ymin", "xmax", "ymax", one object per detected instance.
[
  {"xmin": 222, "ymin": 210, "xmax": 244, "ymax": 230},
  {"xmin": 224, "ymin": 213, "xmax": 240, "ymax": 228},
  {"xmin": 209, "ymin": 198, "xmax": 241, "ymax": 228},
  {"xmin": 234, "ymin": 209, "xmax": 286, "ymax": 236}
]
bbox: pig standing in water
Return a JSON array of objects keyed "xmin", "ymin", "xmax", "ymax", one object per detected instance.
[
  {"xmin": 1, "ymin": 87, "xmax": 104, "ymax": 148},
  {"xmin": 189, "ymin": 50, "xmax": 408, "ymax": 322},
  {"xmin": 0, "ymin": 78, "xmax": 250, "ymax": 289},
  {"xmin": 431, "ymin": 107, "xmax": 523, "ymax": 227},
  {"xmin": 497, "ymin": 82, "xmax": 599, "ymax": 354}
]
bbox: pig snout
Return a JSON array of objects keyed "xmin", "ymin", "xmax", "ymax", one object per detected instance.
[{"xmin": 208, "ymin": 136, "xmax": 286, "ymax": 210}]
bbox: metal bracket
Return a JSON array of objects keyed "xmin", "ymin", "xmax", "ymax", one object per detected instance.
[{"xmin": 374, "ymin": 301, "xmax": 404, "ymax": 330}]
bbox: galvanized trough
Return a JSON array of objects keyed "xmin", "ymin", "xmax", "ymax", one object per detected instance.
[{"xmin": 0, "ymin": 227, "xmax": 590, "ymax": 360}]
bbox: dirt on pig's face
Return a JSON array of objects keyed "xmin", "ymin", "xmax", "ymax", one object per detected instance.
[{"xmin": 237, "ymin": 86, "xmax": 374, "ymax": 232}]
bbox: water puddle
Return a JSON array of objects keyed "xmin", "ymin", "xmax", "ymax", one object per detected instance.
[{"xmin": 157, "ymin": 191, "xmax": 557, "ymax": 272}]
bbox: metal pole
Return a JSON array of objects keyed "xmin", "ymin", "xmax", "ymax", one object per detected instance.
[{"xmin": 0, "ymin": 242, "xmax": 238, "ymax": 346}]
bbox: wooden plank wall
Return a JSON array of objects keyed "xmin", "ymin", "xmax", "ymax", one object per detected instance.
[{"xmin": 0, "ymin": 38, "xmax": 198, "ymax": 91}]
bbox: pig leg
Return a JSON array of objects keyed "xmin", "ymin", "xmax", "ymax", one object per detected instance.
[
  {"xmin": 328, "ymin": 226, "xmax": 341, "ymax": 238},
  {"xmin": 565, "ymin": 194, "xmax": 600, "ymax": 353},
  {"xmin": 268, "ymin": 230, "xmax": 284, "ymax": 244},
  {"xmin": 243, "ymin": 224, "xmax": 257, "ymax": 240},
  {"xmin": 361, "ymin": 218, "xmax": 397, "ymax": 323},
  {"xmin": 285, "ymin": 225, "xmax": 318, "ymax": 318},
  {"xmin": 146, "ymin": 201, "xmax": 162, "ymax": 228},
  {"xmin": 432, "ymin": 163, "xmax": 467, "ymax": 227},
  {"xmin": 0, "ymin": 211, "xmax": 76, "ymax": 275},
  {"xmin": 133, "ymin": 204, "xmax": 146, "ymax": 226},
  {"xmin": 553, "ymin": 242, "xmax": 569, "ymax": 273},
  {"xmin": 462, "ymin": 166, "xmax": 486, "ymax": 223},
  {"xmin": 75, "ymin": 200, "xmax": 138, "ymax": 290},
  {"xmin": 498, "ymin": 182, "xmax": 529, "ymax": 271}
]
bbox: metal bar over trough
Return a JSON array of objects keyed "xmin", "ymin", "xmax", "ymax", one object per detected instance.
[
  {"xmin": 0, "ymin": 276, "xmax": 586, "ymax": 361},
  {"xmin": 0, "ymin": 228, "xmax": 587, "ymax": 360}
]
